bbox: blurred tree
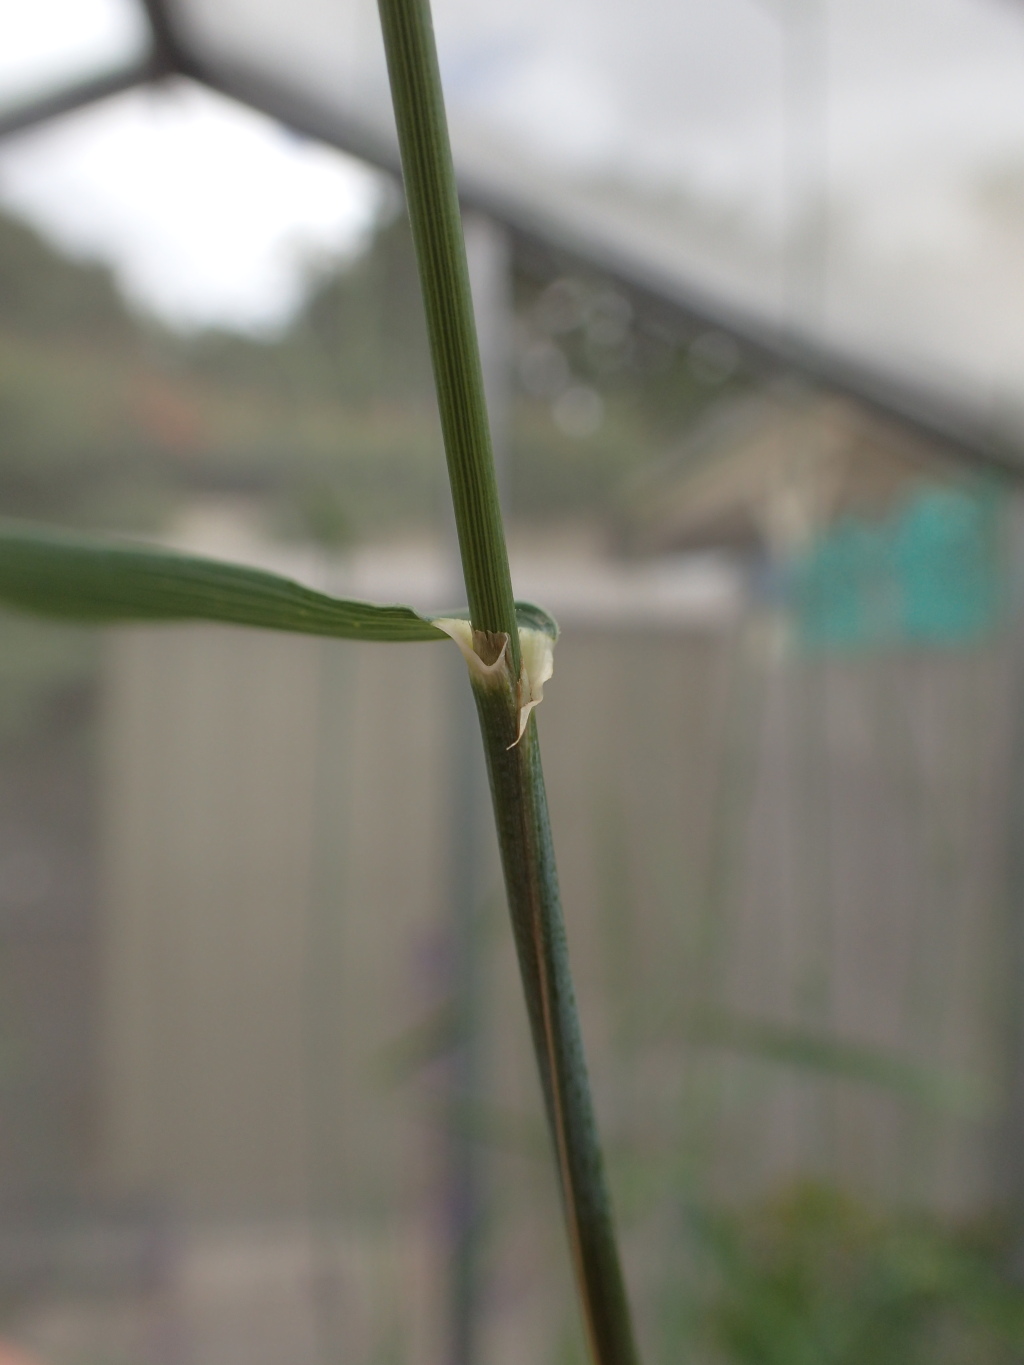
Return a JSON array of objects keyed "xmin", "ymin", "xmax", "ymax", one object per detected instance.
[
  {"xmin": 0, "ymin": 202, "xmax": 748, "ymax": 541},
  {"xmin": 0, "ymin": 214, "xmax": 132, "ymax": 343}
]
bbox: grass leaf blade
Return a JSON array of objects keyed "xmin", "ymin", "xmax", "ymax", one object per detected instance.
[{"xmin": 0, "ymin": 520, "xmax": 448, "ymax": 642}]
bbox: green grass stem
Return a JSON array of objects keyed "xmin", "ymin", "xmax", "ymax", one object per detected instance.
[
  {"xmin": 375, "ymin": 1, "xmax": 641, "ymax": 1361},
  {"xmin": 375, "ymin": 0, "xmax": 517, "ymax": 662}
]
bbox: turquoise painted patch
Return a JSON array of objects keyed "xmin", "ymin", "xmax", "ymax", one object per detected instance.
[{"xmin": 792, "ymin": 486, "xmax": 1004, "ymax": 652}]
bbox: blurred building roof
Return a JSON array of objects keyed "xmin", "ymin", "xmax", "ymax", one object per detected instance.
[
  {"xmin": 4, "ymin": 0, "xmax": 1024, "ymax": 474},
  {"xmin": 614, "ymin": 386, "xmax": 967, "ymax": 557}
]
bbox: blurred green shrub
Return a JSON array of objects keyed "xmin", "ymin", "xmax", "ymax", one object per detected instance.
[{"xmin": 690, "ymin": 1183, "xmax": 1024, "ymax": 1365}]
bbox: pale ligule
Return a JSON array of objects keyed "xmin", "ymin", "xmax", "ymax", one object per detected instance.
[
  {"xmin": 514, "ymin": 625, "xmax": 555, "ymax": 744},
  {"xmin": 432, "ymin": 617, "xmax": 556, "ymax": 747}
]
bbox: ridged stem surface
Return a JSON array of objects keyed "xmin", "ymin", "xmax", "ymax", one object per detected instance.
[
  {"xmin": 376, "ymin": 0, "xmax": 518, "ymax": 663},
  {"xmin": 375, "ymin": 1, "xmax": 641, "ymax": 1361}
]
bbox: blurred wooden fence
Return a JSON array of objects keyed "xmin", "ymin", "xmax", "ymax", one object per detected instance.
[{"xmin": 93, "ymin": 601, "xmax": 1016, "ymax": 1360}]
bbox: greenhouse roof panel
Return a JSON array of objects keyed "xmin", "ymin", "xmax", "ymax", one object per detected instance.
[
  {"xmin": 5, "ymin": 0, "xmax": 1024, "ymax": 456},
  {"xmin": 166, "ymin": 0, "xmax": 1024, "ymax": 442},
  {"xmin": 0, "ymin": 0, "xmax": 151, "ymax": 117}
]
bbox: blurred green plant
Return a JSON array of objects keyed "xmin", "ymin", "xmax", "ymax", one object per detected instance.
[{"xmin": 690, "ymin": 1183, "xmax": 1024, "ymax": 1365}]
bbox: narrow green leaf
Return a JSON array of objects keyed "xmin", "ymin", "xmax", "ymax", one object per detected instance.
[
  {"xmin": 0, "ymin": 520, "xmax": 559, "ymax": 650},
  {"xmin": 0, "ymin": 520, "xmax": 447, "ymax": 642}
]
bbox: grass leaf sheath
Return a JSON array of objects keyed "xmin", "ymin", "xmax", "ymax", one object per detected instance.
[{"xmin": 375, "ymin": 0, "xmax": 642, "ymax": 1360}]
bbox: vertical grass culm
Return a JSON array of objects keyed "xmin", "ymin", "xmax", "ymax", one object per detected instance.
[
  {"xmin": 0, "ymin": 0, "xmax": 641, "ymax": 1354},
  {"xmin": 374, "ymin": 0, "xmax": 641, "ymax": 1360}
]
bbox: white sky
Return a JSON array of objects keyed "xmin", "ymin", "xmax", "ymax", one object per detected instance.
[
  {"xmin": 5, "ymin": 0, "xmax": 1024, "ymax": 412},
  {"xmin": 0, "ymin": 0, "xmax": 147, "ymax": 111},
  {"xmin": 0, "ymin": 0, "xmax": 383, "ymax": 333}
]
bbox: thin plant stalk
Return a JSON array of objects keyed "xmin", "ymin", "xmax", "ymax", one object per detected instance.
[{"xmin": 374, "ymin": 0, "xmax": 641, "ymax": 1361}]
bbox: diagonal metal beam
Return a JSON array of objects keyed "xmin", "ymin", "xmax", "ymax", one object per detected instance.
[
  {"xmin": 0, "ymin": 63, "xmax": 155, "ymax": 141},
  {"xmin": 1, "ymin": 0, "xmax": 1020, "ymax": 478},
  {"xmin": 136, "ymin": 0, "xmax": 203, "ymax": 80},
  {"xmin": 0, "ymin": 0, "xmax": 190, "ymax": 142},
  {"xmin": 191, "ymin": 53, "xmax": 1024, "ymax": 479}
]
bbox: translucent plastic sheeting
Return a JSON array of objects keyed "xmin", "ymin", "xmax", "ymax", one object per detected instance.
[
  {"xmin": 0, "ymin": 0, "xmax": 149, "ymax": 114},
  {"xmin": 171, "ymin": 0, "xmax": 1024, "ymax": 433}
]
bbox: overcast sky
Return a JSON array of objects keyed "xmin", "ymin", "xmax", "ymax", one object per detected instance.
[
  {"xmin": 6, "ymin": 0, "xmax": 1024, "ymax": 408},
  {"xmin": 0, "ymin": 0, "xmax": 382, "ymax": 333}
]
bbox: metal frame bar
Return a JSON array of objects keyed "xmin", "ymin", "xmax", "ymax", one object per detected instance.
[
  {"xmin": 0, "ymin": 0, "xmax": 1019, "ymax": 477},
  {"xmin": 193, "ymin": 53, "xmax": 1024, "ymax": 478},
  {"xmin": 0, "ymin": 62, "xmax": 157, "ymax": 141}
]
